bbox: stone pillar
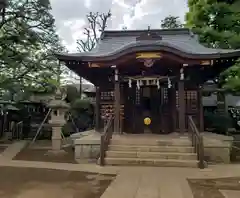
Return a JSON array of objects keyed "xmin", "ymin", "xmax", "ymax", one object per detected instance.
[
  {"xmin": 51, "ymin": 126, "xmax": 62, "ymax": 151},
  {"xmin": 48, "ymin": 88, "xmax": 69, "ymax": 154}
]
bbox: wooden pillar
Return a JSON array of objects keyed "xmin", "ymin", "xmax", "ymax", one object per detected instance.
[
  {"xmin": 178, "ymin": 80, "xmax": 186, "ymax": 133},
  {"xmin": 114, "ymin": 67, "xmax": 120, "ymax": 133},
  {"xmin": 169, "ymin": 86, "xmax": 176, "ymax": 132},
  {"xmin": 95, "ymin": 86, "xmax": 101, "ymax": 132},
  {"xmin": 198, "ymin": 86, "xmax": 204, "ymax": 132}
]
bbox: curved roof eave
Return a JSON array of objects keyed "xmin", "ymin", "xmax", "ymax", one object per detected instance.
[{"xmin": 55, "ymin": 43, "xmax": 240, "ymax": 62}]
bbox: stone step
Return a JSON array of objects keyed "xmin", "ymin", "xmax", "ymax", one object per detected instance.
[
  {"xmin": 104, "ymin": 157, "xmax": 198, "ymax": 168},
  {"xmin": 108, "ymin": 145, "xmax": 194, "ymax": 153},
  {"xmin": 106, "ymin": 151, "xmax": 197, "ymax": 160},
  {"xmin": 110, "ymin": 139, "xmax": 192, "ymax": 147}
]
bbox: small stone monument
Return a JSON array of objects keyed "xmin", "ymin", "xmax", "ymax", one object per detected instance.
[{"xmin": 47, "ymin": 88, "xmax": 70, "ymax": 154}]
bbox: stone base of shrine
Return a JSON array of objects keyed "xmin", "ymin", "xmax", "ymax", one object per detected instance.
[
  {"xmin": 202, "ymin": 132, "xmax": 233, "ymax": 164},
  {"xmin": 72, "ymin": 131, "xmax": 234, "ymax": 165},
  {"xmin": 74, "ymin": 131, "xmax": 101, "ymax": 163}
]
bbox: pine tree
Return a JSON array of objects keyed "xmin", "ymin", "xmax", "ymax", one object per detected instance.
[
  {"xmin": 0, "ymin": 0, "xmax": 65, "ymax": 99},
  {"xmin": 186, "ymin": 0, "xmax": 240, "ymax": 91},
  {"xmin": 161, "ymin": 16, "xmax": 183, "ymax": 29}
]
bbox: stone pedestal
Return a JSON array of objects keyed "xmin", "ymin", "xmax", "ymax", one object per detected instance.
[
  {"xmin": 202, "ymin": 132, "xmax": 233, "ymax": 164},
  {"xmin": 74, "ymin": 132, "xmax": 101, "ymax": 163},
  {"xmin": 51, "ymin": 127, "xmax": 62, "ymax": 151}
]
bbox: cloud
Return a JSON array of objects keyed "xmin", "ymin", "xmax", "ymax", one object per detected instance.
[{"xmin": 50, "ymin": 0, "xmax": 188, "ymax": 52}]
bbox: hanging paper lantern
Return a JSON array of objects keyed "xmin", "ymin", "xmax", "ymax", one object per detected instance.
[
  {"xmin": 136, "ymin": 80, "xmax": 140, "ymax": 89},
  {"xmin": 128, "ymin": 79, "xmax": 132, "ymax": 88},
  {"xmin": 168, "ymin": 78, "xmax": 172, "ymax": 88},
  {"xmin": 146, "ymin": 79, "xmax": 150, "ymax": 86},
  {"xmin": 157, "ymin": 80, "xmax": 160, "ymax": 89},
  {"xmin": 180, "ymin": 68, "xmax": 184, "ymax": 80}
]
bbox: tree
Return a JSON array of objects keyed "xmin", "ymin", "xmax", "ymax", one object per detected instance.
[
  {"xmin": 75, "ymin": 11, "xmax": 111, "ymax": 98},
  {"xmin": 0, "ymin": 0, "xmax": 66, "ymax": 100},
  {"xmin": 186, "ymin": 0, "xmax": 240, "ymax": 91},
  {"xmin": 161, "ymin": 15, "xmax": 183, "ymax": 29},
  {"xmin": 76, "ymin": 10, "xmax": 111, "ymax": 52}
]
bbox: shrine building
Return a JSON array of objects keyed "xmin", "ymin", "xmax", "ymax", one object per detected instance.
[{"xmin": 56, "ymin": 28, "xmax": 240, "ymax": 135}]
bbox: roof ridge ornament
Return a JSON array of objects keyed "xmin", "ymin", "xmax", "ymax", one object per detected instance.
[{"xmin": 136, "ymin": 26, "xmax": 162, "ymax": 41}]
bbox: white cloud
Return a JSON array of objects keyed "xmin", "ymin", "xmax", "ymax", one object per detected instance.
[{"xmin": 50, "ymin": 0, "xmax": 189, "ymax": 52}]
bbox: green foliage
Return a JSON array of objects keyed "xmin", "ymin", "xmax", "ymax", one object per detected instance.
[
  {"xmin": 186, "ymin": 0, "xmax": 240, "ymax": 48},
  {"xmin": 220, "ymin": 59, "xmax": 240, "ymax": 92},
  {"xmin": 65, "ymin": 85, "xmax": 79, "ymax": 103},
  {"xmin": 69, "ymin": 99, "xmax": 94, "ymax": 131},
  {"xmin": 186, "ymin": 0, "xmax": 240, "ymax": 91},
  {"xmin": 204, "ymin": 110, "xmax": 234, "ymax": 134},
  {"xmin": 0, "ymin": 0, "xmax": 67, "ymax": 99},
  {"xmin": 161, "ymin": 15, "xmax": 183, "ymax": 29}
]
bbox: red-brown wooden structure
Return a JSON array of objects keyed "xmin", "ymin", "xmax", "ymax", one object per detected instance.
[{"xmin": 56, "ymin": 28, "xmax": 240, "ymax": 135}]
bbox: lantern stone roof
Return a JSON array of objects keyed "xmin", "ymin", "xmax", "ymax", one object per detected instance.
[
  {"xmin": 48, "ymin": 89, "xmax": 70, "ymax": 109},
  {"xmin": 56, "ymin": 28, "xmax": 240, "ymax": 61}
]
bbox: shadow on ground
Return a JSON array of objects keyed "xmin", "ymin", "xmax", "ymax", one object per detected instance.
[
  {"xmin": 13, "ymin": 140, "xmax": 77, "ymax": 164},
  {"xmin": 188, "ymin": 177, "xmax": 240, "ymax": 198},
  {"xmin": 0, "ymin": 166, "xmax": 115, "ymax": 198}
]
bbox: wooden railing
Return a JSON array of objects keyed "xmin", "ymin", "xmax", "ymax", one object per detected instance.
[
  {"xmin": 99, "ymin": 115, "xmax": 114, "ymax": 166},
  {"xmin": 188, "ymin": 116, "xmax": 205, "ymax": 169},
  {"xmin": 15, "ymin": 121, "xmax": 23, "ymax": 139}
]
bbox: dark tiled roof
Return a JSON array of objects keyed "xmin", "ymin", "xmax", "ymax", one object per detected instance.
[{"xmin": 56, "ymin": 28, "xmax": 240, "ymax": 61}]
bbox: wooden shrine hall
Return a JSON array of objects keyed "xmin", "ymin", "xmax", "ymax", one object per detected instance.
[{"xmin": 56, "ymin": 28, "xmax": 240, "ymax": 135}]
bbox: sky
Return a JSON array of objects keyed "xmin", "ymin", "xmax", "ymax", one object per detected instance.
[{"xmin": 49, "ymin": 0, "xmax": 189, "ymax": 53}]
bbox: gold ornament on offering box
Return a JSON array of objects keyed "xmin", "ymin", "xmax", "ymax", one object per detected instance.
[{"xmin": 144, "ymin": 117, "xmax": 151, "ymax": 125}]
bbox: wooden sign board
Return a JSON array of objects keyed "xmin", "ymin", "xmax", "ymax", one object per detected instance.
[{"xmin": 136, "ymin": 52, "xmax": 162, "ymax": 59}]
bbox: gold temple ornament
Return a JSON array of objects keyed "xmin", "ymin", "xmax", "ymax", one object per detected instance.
[
  {"xmin": 144, "ymin": 59, "xmax": 155, "ymax": 67},
  {"xmin": 136, "ymin": 52, "xmax": 162, "ymax": 68},
  {"xmin": 144, "ymin": 117, "xmax": 151, "ymax": 125}
]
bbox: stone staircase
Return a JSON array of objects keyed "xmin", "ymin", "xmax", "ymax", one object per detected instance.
[{"xmin": 104, "ymin": 136, "xmax": 199, "ymax": 167}]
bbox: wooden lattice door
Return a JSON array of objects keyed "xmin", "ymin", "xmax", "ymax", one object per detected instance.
[
  {"xmin": 123, "ymin": 83, "xmax": 143, "ymax": 134},
  {"xmin": 160, "ymin": 87, "xmax": 172, "ymax": 133},
  {"xmin": 149, "ymin": 87, "xmax": 161, "ymax": 133},
  {"xmin": 185, "ymin": 90, "xmax": 199, "ymax": 128}
]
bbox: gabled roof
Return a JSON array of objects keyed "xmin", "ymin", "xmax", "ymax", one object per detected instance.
[{"xmin": 56, "ymin": 28, "xmax": 240, "ymax": 61}]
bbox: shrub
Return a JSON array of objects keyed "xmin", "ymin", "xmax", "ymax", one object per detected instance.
[
  {"xmin": 62, "ymin": 99, "xmax": 94, "ymax": 135},
  {"xmin": 204, "ymin": 110, "xmax": 234, "ymax": 134}
]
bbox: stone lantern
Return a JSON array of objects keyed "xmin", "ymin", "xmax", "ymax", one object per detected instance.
[
  {"xmin": 0, "ymin": 0, "xmax": 7, "ymax": 23},
  {"xmin": 48, "ymin": 88, "xmax": 70, "ymax": 154}
]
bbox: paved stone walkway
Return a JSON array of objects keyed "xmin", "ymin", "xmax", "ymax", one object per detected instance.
[
  {"xmin": 0, "ymin": 140, "xmax": 27, "ymax": 160},
  {"xmin": 1, "ymin": 141, "xmax": 240, "ymax": 198}
]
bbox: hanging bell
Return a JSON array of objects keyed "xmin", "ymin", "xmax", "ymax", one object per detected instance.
[{"xmin": 128, "ymin": 79, "xmax": 132, "ymax": 88}]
